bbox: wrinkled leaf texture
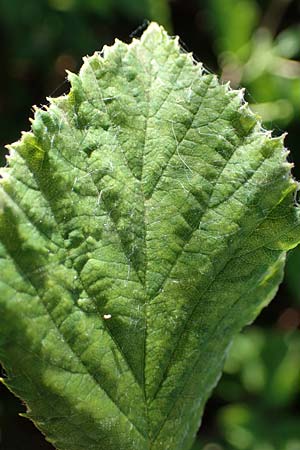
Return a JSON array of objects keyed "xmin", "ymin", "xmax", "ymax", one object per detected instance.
[{"xmin": 0, "ymin": 22, "xmax": 299, "ymax": 450}]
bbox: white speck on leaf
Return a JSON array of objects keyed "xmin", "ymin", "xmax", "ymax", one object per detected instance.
[{"xmin": 103, "ymin": 314, "xmax": 112, "ymax": 320}]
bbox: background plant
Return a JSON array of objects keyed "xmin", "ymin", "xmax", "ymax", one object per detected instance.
[{"xmin": 0, "ymin": 1, "xmax": 299, "ymax": 449}]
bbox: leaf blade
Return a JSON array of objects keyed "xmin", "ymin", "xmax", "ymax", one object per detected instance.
[{"xmin": 0, "ymin": 22, "xmax": 300, "ymax": 450}]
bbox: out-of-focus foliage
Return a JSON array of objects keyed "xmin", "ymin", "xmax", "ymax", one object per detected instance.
[
  {"xmin": 227, "ymin": 330, "xmax": 300, "ymax": 447},
  {"xmin": 195, "ymin": 328, "xmax": 300, "ymax": 450},
  {"xmin": 0, "ymin": 1, "xmax": 300, "ymax": 449},
  {"xmin": 206, "ymin": 0, "xmax": 259, "ymax": 58},
  {"xmin": 206, "ymin": 0, "xmax": 300, "ymax": 127}
]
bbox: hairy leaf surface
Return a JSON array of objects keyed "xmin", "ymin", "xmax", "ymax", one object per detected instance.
[{"xmin": 0, "ymin": 22, "xmax": 300, "ymax": 450}]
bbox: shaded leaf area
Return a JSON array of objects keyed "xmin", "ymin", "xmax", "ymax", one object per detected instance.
[{"xmin": 0, "ymin": 23, "xmax": 300, "ymax": 450}]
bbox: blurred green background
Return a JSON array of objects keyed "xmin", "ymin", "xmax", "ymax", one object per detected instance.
[{"xmin": 0, "ymin": 0, "xmax": 299, "ymax": 449}]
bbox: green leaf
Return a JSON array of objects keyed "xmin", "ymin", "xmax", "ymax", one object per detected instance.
[{"xmin": 0, "ymin": 22, "xmax": 299, "ymax": 450}]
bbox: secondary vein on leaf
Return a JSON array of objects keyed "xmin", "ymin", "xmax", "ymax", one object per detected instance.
[{"xmin": 3, "ymin": 245, "xmax": 147, "ymax": 439}]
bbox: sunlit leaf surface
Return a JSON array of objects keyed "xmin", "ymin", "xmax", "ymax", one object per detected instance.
[{"xmin": 0, "ymin": 23, "xmax": 299, "ymax": 450}]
